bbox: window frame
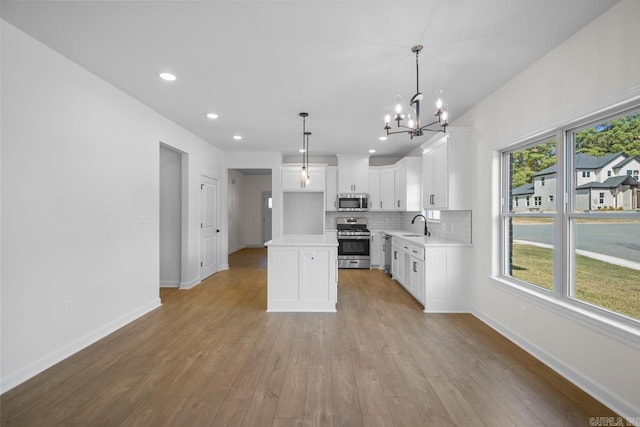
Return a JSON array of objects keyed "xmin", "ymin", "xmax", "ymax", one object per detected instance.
[{"xmin": 498, "ymin": 100, "xmax": 640, "ymax": 332}]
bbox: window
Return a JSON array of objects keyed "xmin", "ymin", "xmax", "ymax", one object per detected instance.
[
  {"xmin": 526, "ymin": 196, "xmax": 530, "ymax": 206},
  {"xmin": 541, "ymin": 176, "xmax": 545, "ymax": 186},
  {"xmin": 426, "ymin": 210, "xmax": 441, "ymax": 221},
  {"xmin": 515, "ymin": 197, "xmax": 519, "ymax": 207},
  {"xmin": 503, "ymin": 137, "xmax": 556, "ymax": 290},
  {"xmin": 501, "ymin": 103, "xmax": 640, "ymax": 324}
]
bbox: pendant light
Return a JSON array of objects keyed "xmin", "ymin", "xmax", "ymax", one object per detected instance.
[{"xmin": 299, "ymin": 112, "xmax": 311, "ymax": 187}]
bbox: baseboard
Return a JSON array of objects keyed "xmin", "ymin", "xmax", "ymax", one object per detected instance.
[
  {"xmin": 180, "ymin": 278, "xmax": 201, "ymax": 289},
  {"xmin": 219, "ymin": 263, "xmax": 230, "ymax": 271},
  {"xmin": 160, "ymin": 280, "xmax": 180, "ymax": 288},
  {"xmin": 0, "ymin": 298, "xmax": 162, "ymax": 394},
  {"xmin": 472, "ymin": 308, "xmax": 639, "ymax": 423}
]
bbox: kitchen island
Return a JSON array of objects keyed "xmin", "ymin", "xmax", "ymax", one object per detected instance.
[{"xmin": 265, "ymin": 234, "xmax": 338, "ymax": 312}]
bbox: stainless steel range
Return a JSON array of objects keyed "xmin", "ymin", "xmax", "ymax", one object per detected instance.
[{"xmin": 336, "ymin": 217, "xmax": 371, "ymax": 269}]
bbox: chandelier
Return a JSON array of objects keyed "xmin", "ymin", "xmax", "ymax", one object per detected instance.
[
  {"xmin": 384, "ymin": 45, "xmax": 449, "ymax": 139},
  {"xmin": 299, "ymin": 112, "xmax": 311, "ymax": 186}
]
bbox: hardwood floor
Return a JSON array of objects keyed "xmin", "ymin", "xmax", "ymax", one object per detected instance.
[{"xmin": 1, "ymin": 248, "xmax": 617, "ymax": 426}]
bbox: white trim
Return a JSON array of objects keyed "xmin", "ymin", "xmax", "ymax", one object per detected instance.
[
  {"xmin": 160, "ymin": 280, "xmax": 180, "ymax": 288},
  {"xmin": 219, "ymin": 263, "xmax": 230, "ymax": 271},
  {"xmin": 0, "ymin": 299, "xmax": 162, "ymax": 394},
  {"xmin": 179, "ymin": 278, "xmax": 201, "ymax": 289},
  {"xmin": 472, "ymin": 307, "xmax": 639, "ymax": 424}
]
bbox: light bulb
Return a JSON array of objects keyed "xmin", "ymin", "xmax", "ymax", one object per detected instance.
[
  {"xmin": 441, "ymin": 106, "xmax": 449, "ymax": 124},
  {"xmin": 384, "ymin": 108, "xmax": 391, "ymax": 125},
  {"xmin": 394, "ymin": 95, "xmax": 403, "ymax": 115},
  {"xmin": 407, "ymin": 111, "xmax": 415, "ymax": 129},
  {"xmin": 305, "ymin": 175, "xmax": 311, "ymax": 186},
  {"xmin": 301, "ymin": 167, "xmax": 306, "ymax": 178}
]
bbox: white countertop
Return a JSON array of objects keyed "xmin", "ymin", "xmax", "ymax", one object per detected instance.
[
  {"xmin": 379, "ymin": 230, "xmax": 472, "ymax": 247},
  {"xmin": 266, "ymin": 233, "xmax": 338, "ymax": 247}
]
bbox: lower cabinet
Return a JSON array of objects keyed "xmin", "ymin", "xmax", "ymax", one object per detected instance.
[
  {"xmin": 267, "ymin": 244, "xmax": 337, "ymax": 312},
  {"xmin": 390, "ymin": 236, "xmax": 470, "ymax": 312},
  {"xmin": 370, "ymin": 232, "xmax": 384, "ymax": 269}
]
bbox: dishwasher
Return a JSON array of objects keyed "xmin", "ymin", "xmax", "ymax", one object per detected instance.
[{"xmin": 383, "ymin": 234, "xmax": 392, "ymax": 275}]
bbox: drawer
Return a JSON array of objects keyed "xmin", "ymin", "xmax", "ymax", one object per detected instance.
[{"xmin": 408, "ymin": 244, "xmax": 424, "ymax": 260}]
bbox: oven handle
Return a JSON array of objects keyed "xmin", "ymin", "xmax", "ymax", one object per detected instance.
[{"xmin": 337, "ymin": 235, "xmax": 371, "ymax": 240}]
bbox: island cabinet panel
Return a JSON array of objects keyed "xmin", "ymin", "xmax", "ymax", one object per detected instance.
[
  {"xmin": 267, "ymin": 238, "xmax": 338, "ymax": 312},
  {"xmin": 271, "ymin": 249, "xmax": 300, "ymax": 301}
]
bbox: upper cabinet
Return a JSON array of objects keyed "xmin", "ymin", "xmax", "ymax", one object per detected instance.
[
  {"xmin": 282, "ymin": 164, "xmax": 326, "ymax": 192},
  {"xmin": 325, "ymin": 166, "xmax": 338, "ymax": 211},
  {"xmin": 369, "ymin": 166, "xmax": 395, "ymax": 211},
  {"xmin": 422, "ymin": 127, "xmax": 472, "ymax": 210},
  {"xmin": 337, "ymin": 155, "xmax": 369, "ymax": 193},
  {"xmin": 394, "ymin": 157, "xmax": 422, "ymax": 211}
]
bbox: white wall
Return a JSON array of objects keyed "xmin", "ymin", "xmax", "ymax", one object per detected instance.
[
  {"xmin": 0, "ymin": 21, "xmax": 227, "ymax": 392},
  {"xmin": 227, "ymin": 169, "xmax": 246, "ymax": 254},
  {"xmin": 243, "ymin": 174, "xmax": 272, "ymax": 246},
  {"xmin": 455, "ymin": 0, "xmax": 640, "ymax": 418},
  {"xmin": 159, "ymin": 145, "xmax": 182, "ymax": 287}
]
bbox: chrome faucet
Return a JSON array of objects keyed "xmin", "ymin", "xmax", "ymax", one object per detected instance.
[{"xmin": 411, "ymin": 214, "xmax": 430, "ymax": 236}]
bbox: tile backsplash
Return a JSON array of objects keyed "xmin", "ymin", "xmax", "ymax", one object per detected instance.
[{"xmin": 326, "ymin": 210, "xmax": 472, "ymax": 243}]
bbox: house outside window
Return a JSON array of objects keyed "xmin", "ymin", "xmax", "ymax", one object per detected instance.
[
  {"xmin": 534, "ymin": 196, "xmax": 542, "ymax": 206},
  {"xmin": 501, "ymin": 103, "xmax": 640, "ymax": 323}
]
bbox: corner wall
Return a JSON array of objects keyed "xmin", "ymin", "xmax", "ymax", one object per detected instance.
[
  {"xmin": 0, "ymin": 21, "xmax": 227, "ymax": 392},
  {"xmin": 455, "ymin": 0, "xmax": 640, "ymax": 417}
]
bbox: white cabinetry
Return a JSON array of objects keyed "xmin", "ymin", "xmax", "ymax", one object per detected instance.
[
  {"xmin": 282, "ymin": 164, "xmax": 326, "ymax": 192},
  {"xmin": 325, "ymin": 166, "xmax": 338, "ymax": 211},
  {"xmin": 369, "ymin": 166, "xmax": 395, "ymax": 211},
  {"xmin": 389, "ymin": 235, "xmax": 470, "ymax": 312},
  {"xmin": 422, "ymin": 127, "xmax": 471, "ymax": 210},
  {"xmin": 394, "ymin": 157, "xmax": 422, "ymax": 211},
  {"xmin": 390, "ymin": 239, "xmax": 406, "ymax": 284},
  {"xmin": 337, "ymin": 155, "xmax": 369, "ymax": 193},
  {"xmin": 391, "ymin": 237, "xmax": 424, "ymax": 304},
  {"xmin": 267, "ymin": 238, "xmax": 338, "ymax": 312},
  {"xmin": 423, "ymin": 247, "xmax": 471, "ymax": 312},
  {"xmin": 370, "ymin": 232, "xmax": 384, "ymax": 268}
]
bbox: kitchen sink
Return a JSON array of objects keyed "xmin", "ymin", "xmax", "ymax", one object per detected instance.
[{"xmin": 401, "ymin": 234, "xmax": 422, "ymax": 237}]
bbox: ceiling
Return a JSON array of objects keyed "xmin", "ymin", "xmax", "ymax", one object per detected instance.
[{"xmin": 1, "ymin": 1, "xmax": 618, "ymax": 158}]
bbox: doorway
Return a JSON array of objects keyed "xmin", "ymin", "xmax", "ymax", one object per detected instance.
[
  {"xmin": 261, "ymin": 191, "xmax": 273, "ymax": 243},
  {"xmin": 159, "ymin": 145, "xmax": 184, "ymax": 287}
]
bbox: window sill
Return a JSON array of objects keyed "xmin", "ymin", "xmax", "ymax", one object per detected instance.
[{"xmin": 488, "ymin": 276, "xmax": 640, "ymax": 346}]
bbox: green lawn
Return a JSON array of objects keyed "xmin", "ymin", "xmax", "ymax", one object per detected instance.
[{"xmin": 511, "ymin": 243, "xmax": 640, "ymax": 320}]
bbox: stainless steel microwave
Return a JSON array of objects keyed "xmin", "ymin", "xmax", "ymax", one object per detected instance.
[{"xmin": 337, "ymin": 193, "xmax": 369, "ymax": 212}]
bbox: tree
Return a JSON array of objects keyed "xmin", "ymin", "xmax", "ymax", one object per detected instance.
[{"xmin": 575, "ymin": 113, "xmax": 640, "ymax": 156}]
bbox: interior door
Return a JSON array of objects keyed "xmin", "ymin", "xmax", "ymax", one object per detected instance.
[{"xmin": 200, "ymin": 176, "xmax": 219, "ymax": 280}]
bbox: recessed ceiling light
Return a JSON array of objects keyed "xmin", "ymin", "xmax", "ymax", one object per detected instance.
[
  {"xmin": 159, "ymin": 72, "xmax": 176, "ymax": 81},
  {"xmin": 233, "ymin": 135, "xmax": 242, "ymax": 141},
  {"xmin": 369, "ymin": 149, "xmax": 376, "ymax": 154},
  {"xmin": 299, "ymin": 148, "xmax": 306, "ymax": 153},
  {"xmin": 206, "ymin": 113, "xmax": 219, "ymax": 119},
  {"xmin": 378, "ymin": 136, "xmax": 388, "ymax": 141}
]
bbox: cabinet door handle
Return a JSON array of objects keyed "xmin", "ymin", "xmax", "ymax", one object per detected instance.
[
  {"xmin": 380, "ymin": 201, "xmax": 382, "ymax": 208},
  {"xmin": 430, "ymin": 194, "xmax": 434, "ymax": 205},
  {"xmin": 413, "ymin": 261, "xmax": 417, "ymax": 273},
  {"xmin": 394, "ymin": 251, "xmax": 397, "ymax": 260},
  {"xmin": 397, "ymin": 200, "xmax": 400, "ymax": 208}
]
